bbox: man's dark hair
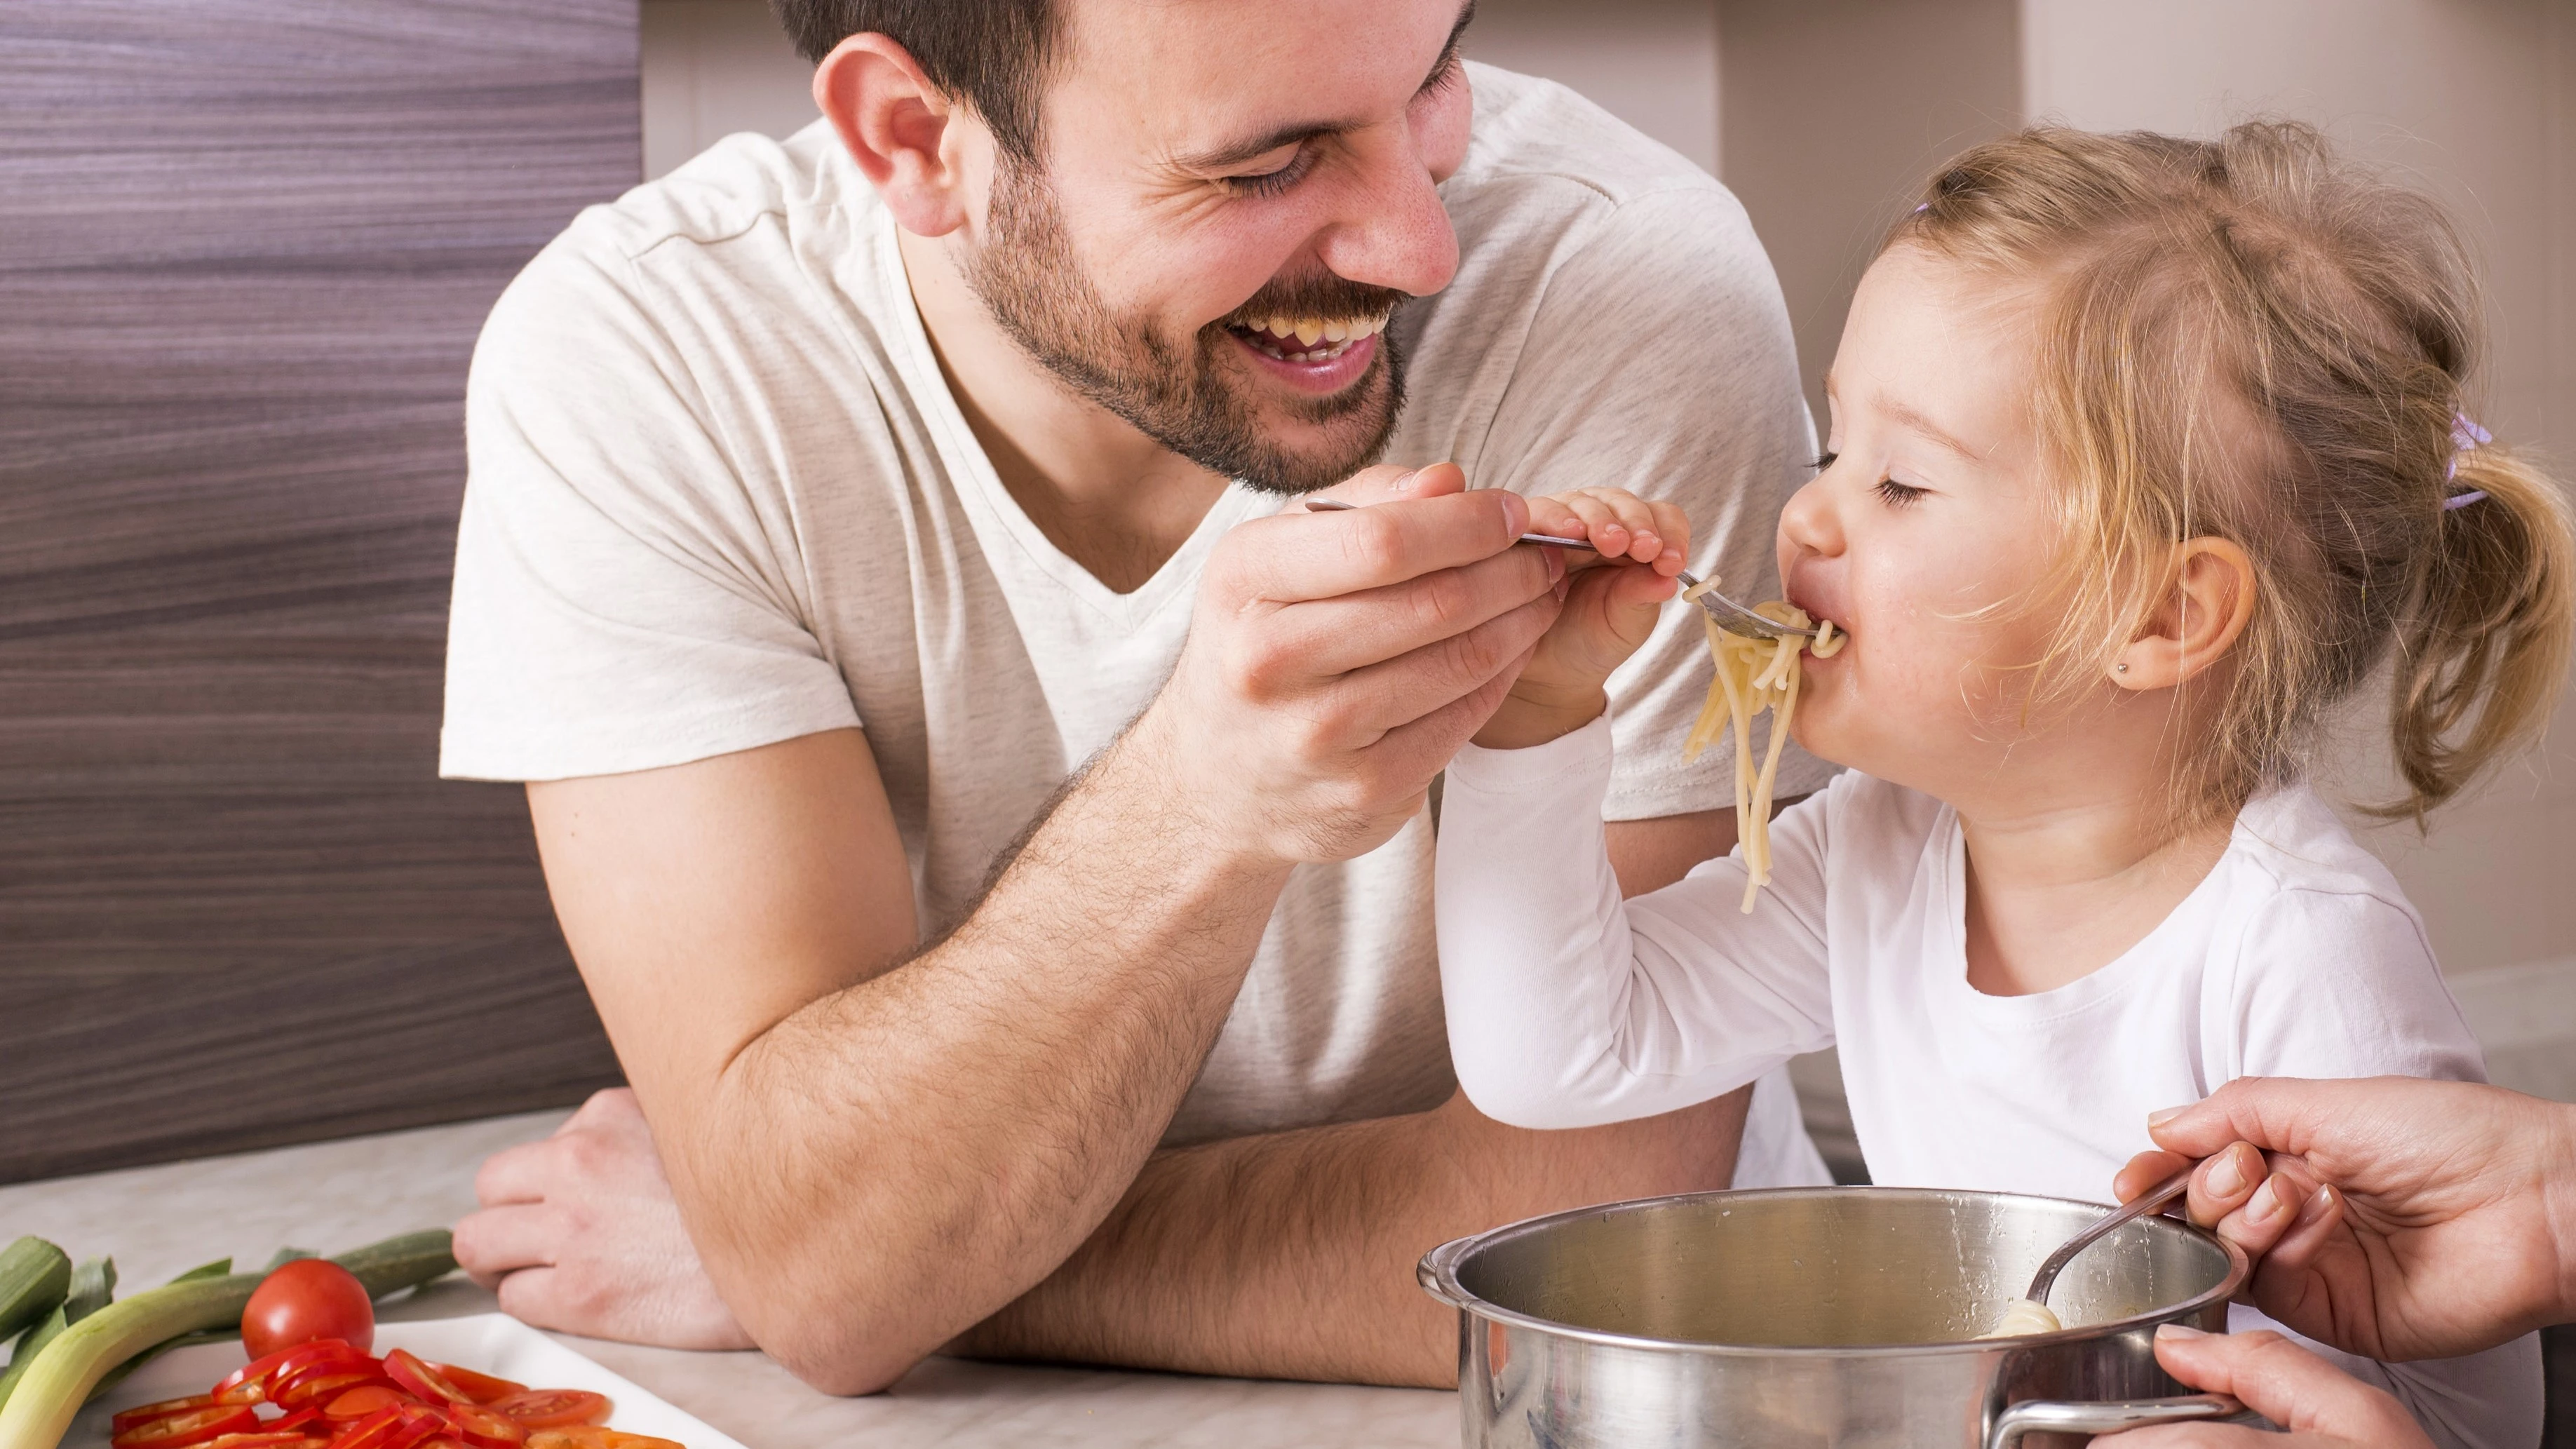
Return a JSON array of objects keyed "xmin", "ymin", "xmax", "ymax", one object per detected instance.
[{"xmin": 770, "ymin": 1, "xmax": 1060, "ymax": 163}]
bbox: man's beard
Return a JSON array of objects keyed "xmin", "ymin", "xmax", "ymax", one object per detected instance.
[{"xmin": 962, "ymin": 158, "xmax": 1411, "ymax": 496}]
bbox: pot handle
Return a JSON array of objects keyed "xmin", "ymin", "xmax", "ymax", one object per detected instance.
[{"xmin": 1986, "ymin": 1393, "xmax": 2248, "ymax": 1449}]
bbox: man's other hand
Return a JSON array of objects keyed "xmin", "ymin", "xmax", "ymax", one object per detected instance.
[
  {"xmin": 2110, "ymin": 1076, "xmax": 2576, "ymax": 1361},
  {"xmin": 2100, "ymin": 1328, "xmax": 2432, "ymax": 1449},
  {"xmin": 452, "ymin": 1088, "xmax": 754, "ymax": 1351}
]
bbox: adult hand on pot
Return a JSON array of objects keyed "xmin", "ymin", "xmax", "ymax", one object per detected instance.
[
  {"xmin": 2110, "ymin": 1076, "xmax": 2576, "ymax": 1361},
  {"xmin": 2098, "ymin": 1327, "xmax": 2432, "ymax": 1449}
]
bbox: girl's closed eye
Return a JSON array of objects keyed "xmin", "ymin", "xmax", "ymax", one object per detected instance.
[{"xmin": 1873, "ymin": 477, "xmax": 1929, "ymax": 508}]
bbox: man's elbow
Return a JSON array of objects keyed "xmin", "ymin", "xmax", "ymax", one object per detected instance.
[{"xmin": 735, "ymin": 1282, "xmax": 938, "ymax": 1397}]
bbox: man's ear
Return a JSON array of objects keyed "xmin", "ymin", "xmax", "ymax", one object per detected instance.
[
  {"xmin": 2110, "ymin": 537, "xmax": 2257, "ymax": 691},
  {"xmin": 812, "ymin": 33, "xmax": 982, "ymax": 238}
]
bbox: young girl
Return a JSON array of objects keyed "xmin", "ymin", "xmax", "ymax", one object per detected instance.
[{"xmin": 1441, "ymin": 123, "xmax": 2572, "ymax": 1449}]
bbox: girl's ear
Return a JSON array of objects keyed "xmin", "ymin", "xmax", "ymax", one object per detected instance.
[
  {"xmin": 2110, "ymin": 537, "xmax": 2257, "ymax": 691},
  {"xmin": 812, "ymin": 34, "xmax": 983, "ymax": 238}
]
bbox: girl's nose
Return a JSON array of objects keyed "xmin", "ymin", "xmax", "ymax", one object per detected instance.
[{"xmin": 1777, "ymin": 471, "xmax": 1844, "ymax": 561}]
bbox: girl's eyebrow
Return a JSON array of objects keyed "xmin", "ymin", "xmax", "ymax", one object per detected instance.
[
  {"xmin": 1820, "ymin": 372, "xmax": 1983, "ymax": 463},
  {"xmin": 1880, "ymin": 398, "xmax": 1982, "ymax": 463}
]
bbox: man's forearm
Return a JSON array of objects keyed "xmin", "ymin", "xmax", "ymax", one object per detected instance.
[
  {"xmin": 673, "ymin": 717, "xmax": 1293, "ymax": 1391},
  {"xmin": 952, "ymin": 1086, "xmax": 1752, "ymax": 1385}
]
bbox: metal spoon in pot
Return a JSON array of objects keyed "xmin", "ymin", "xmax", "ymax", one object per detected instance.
[
  {"xmin": 1981, "ymin": 1164, "xmax": 2200, "ymax": 1338},
  {"xmin": 1300, "ymin": 496, "xmax": 1818, "ymax": 642}
]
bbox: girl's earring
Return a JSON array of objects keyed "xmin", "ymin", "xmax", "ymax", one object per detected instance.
[{"xmin": 2115, "ymin": 662, "xmax": 2130, "ymax": 674}]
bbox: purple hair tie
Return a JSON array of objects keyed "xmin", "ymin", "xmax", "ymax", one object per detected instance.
[{"xmin": 2444, "ymin": 411, "xmax": 2490, "ymax": 508}]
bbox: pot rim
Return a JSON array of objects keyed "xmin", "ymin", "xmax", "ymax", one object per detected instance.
[{"xmin": 1417, "ymin": 1185, "xmax": 2251, "ymax": 1359}]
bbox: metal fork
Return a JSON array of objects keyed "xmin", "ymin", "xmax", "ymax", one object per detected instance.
[{"xmin": 1302, "ymin": 496, "xmax": 1817, "ymax": 640}]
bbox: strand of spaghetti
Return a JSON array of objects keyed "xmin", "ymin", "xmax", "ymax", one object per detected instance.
[
  {"xmin": 1742, "ymin": 653, "xmax": 1800, "ymax": 913},
  {"xmin": 1683, "ymin": 617, "xmax": 1732, "ymax": 762}
]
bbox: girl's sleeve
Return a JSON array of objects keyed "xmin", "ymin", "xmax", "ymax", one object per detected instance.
[{"xmin": 1436, "ymin": 715, "xmax": 1836, "ymax": 1130}]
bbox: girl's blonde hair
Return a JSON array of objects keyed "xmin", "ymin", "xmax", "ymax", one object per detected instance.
[{"xmin": 1895, "ymin": 121, "xmax": 2575, "ymax": 825}]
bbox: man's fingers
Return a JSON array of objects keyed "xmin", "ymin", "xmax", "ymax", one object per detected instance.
[
  {"xmin": 1330, "ymin": 589, "xmax": 1561, "ymax": 738},
  {"xmin": 473, "ymin": 1135, "xmax": 567, "ymax": 1208},
  {"xmin": 490, "ymin": 1265, "xmax": 586, "ymax": 1336},
  {"xmin": 450, "ymin": 1203, "xmax": 566, "ymax": 1287},
  {"xmin": 1310, "ymin": 461, "xmax": 1468, "ymax": 508},
  {"xmin": 2147, "ymin": 1328, "xmax": 2434, "ymax": 1446},
  {"xmin": 1262, "ymin": 543, "xmax": 1558, "ymax": 685},
  {"xmin": 1229, "ymin": 485, "xmax": 1530, "ymax": 605}
]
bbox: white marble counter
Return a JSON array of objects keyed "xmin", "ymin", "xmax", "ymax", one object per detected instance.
[{"xmin": 0, "ymin": 1114, "xmax": 1457, "ymax": 1449}]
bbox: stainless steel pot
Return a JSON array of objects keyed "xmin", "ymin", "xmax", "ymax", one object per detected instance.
[{"xmin": 1418, "ymin": 1187, "xmax": 2251, "ymax": 1449}]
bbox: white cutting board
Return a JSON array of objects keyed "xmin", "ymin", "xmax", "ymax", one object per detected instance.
[{"xmin": 65, "ymin": 1315, "xmax": 747, "ymax": 1449}]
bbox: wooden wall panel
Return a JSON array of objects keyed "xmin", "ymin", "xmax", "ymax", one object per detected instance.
[{"xmin": 0, "ymin": 0, "xmax": 640, "ymax": 1183}]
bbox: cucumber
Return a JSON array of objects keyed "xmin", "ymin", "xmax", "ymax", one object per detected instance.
[
  {"xmin": 0, "ymin": 1241, "xmax": 69, "ymax": 1349},
  {"xmin": 332, "ymin": 1231, "xmax": 457, "ymax": 1300},
  {"xmin": 0, "ymin": 1229, "xmax": 454, "ymax": 1449}
]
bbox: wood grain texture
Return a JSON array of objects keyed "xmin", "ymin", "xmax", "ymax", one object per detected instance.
[{"xmin": 0, "ymin": 0, "xmax": 640, "ymax": 1183}]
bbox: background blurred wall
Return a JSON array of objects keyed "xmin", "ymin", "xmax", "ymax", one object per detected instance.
[{"xmin": 635, "ymin": 0, "xmax": 2576, "ymax": 1116}]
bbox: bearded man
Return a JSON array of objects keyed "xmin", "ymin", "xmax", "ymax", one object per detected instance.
[{"xmin": 439, "ymin": 0, "xmax": 1830, "ymax": 1392}]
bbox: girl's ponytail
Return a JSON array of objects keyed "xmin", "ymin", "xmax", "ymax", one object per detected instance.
[{"xmin": 2384, "ymin": 440, "xmax": 2576, "ymax": 818}]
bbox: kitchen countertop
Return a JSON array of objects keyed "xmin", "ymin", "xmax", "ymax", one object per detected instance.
[{"xmin": 0, "ymin": 1112, "xmax": 1459, "ymax": 1449}]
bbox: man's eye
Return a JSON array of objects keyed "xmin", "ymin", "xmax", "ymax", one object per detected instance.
[
  {"xmin": 1873, "ymin": 477, "xmax": 1928, "ymax": 508},
  {"xmin": 1222, "ymin": 147, "xmax": 1316, "ymax": 198}
]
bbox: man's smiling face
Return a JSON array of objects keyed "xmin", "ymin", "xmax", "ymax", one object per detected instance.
[{"xmin": 961, "ymin": 0, "xmax": 1476, "ymax": 494}]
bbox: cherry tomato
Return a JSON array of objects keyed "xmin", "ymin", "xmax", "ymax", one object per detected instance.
[
  {"xmin": 485, "ymin": 1391, "xmax": 611, "ymax": 1432},
  {"xmin": 112, "ymin": 1396, "xmax": 222, "ymax": 1435},
  {"xmin": 437, "ymin": 1405, "xmax": 527, "ymax": 1449},
  {"xmin": 428, "ymin": 1367, "xmax": 525, "ymax": 1406},
  {"xmin": 322, "ymin": 1387, "xmax": 408, "ymax": 1421},
  {"xmin": 111, "ymin": 1404, "xmax": 257, "ymax": 1449},
  {"xmin": 383, "ymin": 1351, "xmax": 473, "ymax": 1406},
  {"xmin": 242, "ymin": 1260, "xmax": 375, "ymax": 1359}
]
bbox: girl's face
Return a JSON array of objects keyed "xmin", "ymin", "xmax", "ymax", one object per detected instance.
[{"xmin": 1778, "ymin": 244, "xmax": 2072, "ymax": 797}]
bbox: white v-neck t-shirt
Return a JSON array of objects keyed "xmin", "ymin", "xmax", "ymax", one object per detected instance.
[
  {"xmin": 440, "ymin": 65, "xmax": 1832, "ymax": 1171},
  {"xmin": 1434, "ymin": 717, "xmax": 2539, "ymax": 1449}
]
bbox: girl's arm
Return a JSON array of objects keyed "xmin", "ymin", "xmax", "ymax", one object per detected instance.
[{"xmin": 1436, "ymin": 715, "xmax": 1836, "ymax": 1129}]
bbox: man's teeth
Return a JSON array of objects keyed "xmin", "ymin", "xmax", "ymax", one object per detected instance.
[{"xmin": 1233, "ymin": 312, "xmax": 1389, "ymax": 362}]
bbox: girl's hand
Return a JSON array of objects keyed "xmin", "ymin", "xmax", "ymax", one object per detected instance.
[{"xmin": 1475, "ymin": 487, "xmax": 1692, "ymax": 749}]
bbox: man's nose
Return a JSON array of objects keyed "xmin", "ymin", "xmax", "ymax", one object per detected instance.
[{"xmin": 1311, "ymin": 135, "xmax": 1459, "ymax": 301}]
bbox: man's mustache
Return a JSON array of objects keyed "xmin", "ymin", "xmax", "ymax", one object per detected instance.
[{"xmin": 1220, "ymin": 274, "xmax": 1413, "ymax": 329}]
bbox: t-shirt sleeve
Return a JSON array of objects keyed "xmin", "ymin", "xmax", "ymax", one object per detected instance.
[
  {"xmin": 1436, "ymin": 717, "xmax": 1837, "ymax": 1130},
  {"xmin": 2225, "ymin": 888, "xmax": 2487, "ymax": 1086},
  {"xmin": 439, "ymin": 230, "xmax": 861, "ymax": 782},
  {"xmin": 1465, "ymin": 184, "xmax": 1831, "ymax": 821}
]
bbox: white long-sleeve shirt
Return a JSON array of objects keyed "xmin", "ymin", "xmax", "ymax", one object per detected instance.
[{"xmin": 1435, "ymin": 717, "xmax": 2540, "ymax": 1449}]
